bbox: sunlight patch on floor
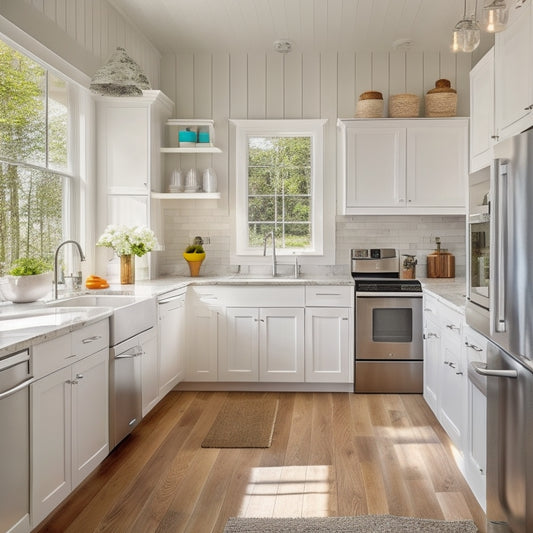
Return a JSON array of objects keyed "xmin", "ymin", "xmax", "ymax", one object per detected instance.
[{"xmin": 238, "ymin": 465, "xmax": 332, "ymax": 518}]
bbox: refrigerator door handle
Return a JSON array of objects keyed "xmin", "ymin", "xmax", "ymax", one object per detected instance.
[
  {"xmin": 471, "ymin": 360, "xmax": 517, "ymax": 378},
  {"xmin": 492, "ymin": 159, "xmax": 507, "ymax": 333}
]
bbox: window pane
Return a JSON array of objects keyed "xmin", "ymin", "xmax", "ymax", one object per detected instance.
[
  {"xmin": 48, "ymin": 73, "xmax": 69, "ymax": 171},
  {"xmin": 247, "ymin": 136, "xmax": 311, "ymax": 250},
  {"xmin": 0, "ymin": 41, "xmax": 46, "ymax": 166},
  {"xmin": 0, "ymin": 163, "xmax": 63, "ymax": 274}
]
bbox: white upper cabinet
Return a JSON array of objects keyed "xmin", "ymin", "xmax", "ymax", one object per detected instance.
[
  {"xmin": 338, "ymin": 119, "xmax": 468, "ymax": 215},
  {"xmin": 470, "ymin": 48, "xmax": 496, "ymax": 172},
  {"xmin": 495, "ymin": 0, "xmax": 533, "ymax": 139}
]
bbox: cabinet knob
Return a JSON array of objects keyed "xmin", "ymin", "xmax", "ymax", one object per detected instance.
[
  {"xmin": 490, "ymin": 135, "xmax": 499, "ymax": 140},
  {"xmin": 75, "ymin": 373, "xmax": 84, "ymax": 380}
]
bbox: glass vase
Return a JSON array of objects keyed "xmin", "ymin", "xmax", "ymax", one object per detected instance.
[{"xmin": 120, "ymin": 254, "xmax": 135, "ymax": 284}]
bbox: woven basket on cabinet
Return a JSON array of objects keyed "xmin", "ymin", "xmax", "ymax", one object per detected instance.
[{"xmin": 389, "ymin": 93, "xmax": 420, "ymax": 118}]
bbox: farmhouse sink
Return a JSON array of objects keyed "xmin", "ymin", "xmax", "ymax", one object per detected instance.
[
  {"xmin": 0, "ymin": 308, "xmax": 88, "ymax": 332},
  {"xmin": 48, "ymin": 294, "xmax": 156, "ymax": 345}
]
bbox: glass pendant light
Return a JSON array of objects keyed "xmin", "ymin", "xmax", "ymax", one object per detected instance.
[
  {"xmin": 452, "ymin": 0, "xmax": 481, "ymax": 53},
  {"xmin": 482, "ymin": 0, "xmax": 509, "ymax": 32}
]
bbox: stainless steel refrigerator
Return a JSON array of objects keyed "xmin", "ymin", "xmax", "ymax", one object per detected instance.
[{"xmin": 471, "ymin": 128, "xmax": 533, "ymax": 533}]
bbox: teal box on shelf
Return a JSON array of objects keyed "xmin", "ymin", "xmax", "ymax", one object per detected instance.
[
  {"xmin": 178, "ymin": 128, "xmax": 197, "ymax": 143},
  {"xmin": 198, "ymin": 131, "xmax": 210, "ymax": 143}
]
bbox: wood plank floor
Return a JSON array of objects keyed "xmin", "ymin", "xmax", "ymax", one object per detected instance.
[{"xmin": 33, "ymin": 391, "xmax": 486, "ymax": 533}]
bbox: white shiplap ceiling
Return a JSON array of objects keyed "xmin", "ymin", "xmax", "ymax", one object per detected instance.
[{"xmin": 108, "ymin": 0, "xmax": 489, "ymax": 55}]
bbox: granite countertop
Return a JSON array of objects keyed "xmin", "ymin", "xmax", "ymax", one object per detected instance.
[
  {"xmin": 419, "ymin": 277, "xmax": 467, "ymax": 312},
  {"xmin": 0, "ymin": 274, "xmax": 355, "ymax": 356},
  {"xmin": 0, "ymin": 306, "xmax": 112, "ymax": 358}
]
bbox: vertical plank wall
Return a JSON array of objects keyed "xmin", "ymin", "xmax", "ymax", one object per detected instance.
[
  {"xmin": 2, "ymin": 0, "xmax": 160, "ymax": 85},
  {"xmin": 158, "ymin": 51, "xmax": 471, "ymax": 276}
]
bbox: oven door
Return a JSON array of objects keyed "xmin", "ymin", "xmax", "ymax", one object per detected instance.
[{"xmin": 356, "ymin": 293, "xmax": 423, "ymax": 360}]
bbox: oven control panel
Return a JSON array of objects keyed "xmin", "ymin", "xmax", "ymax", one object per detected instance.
[{"xmin": 351, "ymin": 248, "xmax": 397, "ymax": 259}]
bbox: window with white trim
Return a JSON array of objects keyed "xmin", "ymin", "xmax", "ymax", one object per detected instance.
[
  {"xmin": 232, "ymin": 119, "xmax": 326, "ymax": 257},
  {"xmin": 0, "ymin": 37, "xmax": 80, "ymax": 275}
]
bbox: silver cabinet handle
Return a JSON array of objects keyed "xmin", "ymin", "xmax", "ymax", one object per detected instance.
[
  {"xmin": 465, "ymin": 342, "xmax": 483, "ymax": 352},
  {"xmin": 446, "ymin": 324, "xmax": 460, "ymax": 331},
  {"xmin": 424, "ymin": 332, "xmax": 438, "ymax": 339},
  {"xmin": 66, "ymin": 379, "xmax": 78, "ymax": 385},
  {"xmin": 471, "ymin": 361, "xmax": 517, "ymax": 378},
  {"xmin": 315, "ymin": 293, "xmax": 341, "ymax": 296},
  {"xmin": 75, "ymin": 373, "xmax": 84, "ymax": 380},
  {"xmin": 342, "ymin": 317, "xmax": 349, "ymax": 320},
  {"xmin": 82, "ymin": 335, "xmax": 102, "ymax": 344}
]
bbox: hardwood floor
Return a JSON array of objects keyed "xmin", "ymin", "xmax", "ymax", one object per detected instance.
[{"xmin": 33, "ymin": 391, "xmax": 486, "ymax": 533}]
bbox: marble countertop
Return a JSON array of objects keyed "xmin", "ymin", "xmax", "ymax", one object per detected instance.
[
  {"xmin": 0, "ymin": 274, "xmax": 355, "ymax": 356},
  {"xmin": 419, "ymin": 277, "xmax": 467, "ymax": 312}
]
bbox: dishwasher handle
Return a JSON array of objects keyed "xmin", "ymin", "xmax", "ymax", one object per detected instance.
[
  {"xmin": 158, "ymin": 293, "xmax": 186, "ymax": 305},
  {"xmin": 0, "ymin": 377, "xmax": 34, "ymax": 400},
  {"xmin": 115, "ymin": 346, "xmax": 143, "ymax": 359},
  {"xmin": 471, "ymin": 360, "xmax": 518, "ymax": 379}
]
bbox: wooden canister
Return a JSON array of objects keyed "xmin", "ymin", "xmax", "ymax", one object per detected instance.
[{"xmin": 427, "ymin": 251, "xmax": 455, "ymax": 278}]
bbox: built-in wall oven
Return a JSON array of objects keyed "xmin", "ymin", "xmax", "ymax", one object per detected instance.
[{"xmin": 352, "ymin": 248, "xmax": 423, "ymax": 393}]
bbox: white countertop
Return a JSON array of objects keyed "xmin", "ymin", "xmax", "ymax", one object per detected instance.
[
  {"xmin": 419, "ymin": 277, "xmax": 467, "ymax": 312},
  {"xmin": 0, "ymin": 274, "xmax": 355, "ymax": 357}
]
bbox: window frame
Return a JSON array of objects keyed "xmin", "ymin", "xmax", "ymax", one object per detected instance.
[{"xmin": 231, "ymin": 119, "xmax": 326, "ymax": 258}]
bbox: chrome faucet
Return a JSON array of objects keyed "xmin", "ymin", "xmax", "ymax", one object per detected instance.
[
  {"xmin": 263, "ymin": 231, "xmax": 278, "ymax": 277},
  {"xmin": 54, "ymin": 240, "xmax": 86, "ymax": 299}
]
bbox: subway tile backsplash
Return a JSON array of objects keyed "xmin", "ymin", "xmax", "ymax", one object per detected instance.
[{"xmin": 158, "ymin": 209, "xmax": 466, "ymax": 278}]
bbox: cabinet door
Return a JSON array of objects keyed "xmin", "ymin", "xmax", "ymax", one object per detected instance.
[
  {"xmin": 344, "ymin": 125, "xmax": 406, "ymax": 209},
  {"xmin": 158, "ymin": 298, "xmax": 185, "ymax": 395},
  {"xmin": 186, "ymin": 305, "xmax": 218, "ymax": 381},
  {"xmin": 406, "ymin": 121, "xmax": 467, "ymax": 209},
  {"xmin": 305, "ymin": 307, "xmax": 352, "ymax": 383},
  {"xmin": 439, "ymin": 332, "xmax": 466, "ymax": 450},
  {"xmin": 259, "ymin": 308, "xmax": 304, "ymax": 382},
  {"xmin": 470, "ymin": 48, "xmax": 495, "ymax": 172},
  {"xmin": 495, "ymin": 0, "xmax": 533, "ymax": 139},
  {"xmin": 71, "ymin": 349, "xmax": 109, "ymax": 489},
  {"xmin": 220, "ymin": 307, "xmax": 259, "ymax": 381},
  {"xmin": 423, "ymin": 311, "xmax": 441, "ymax": 416},
  {"xmin": 31, "ymin": 366, "xmax": 72, "ymax": 526}
]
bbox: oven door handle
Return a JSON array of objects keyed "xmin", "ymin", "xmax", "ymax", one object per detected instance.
[{"xmin": 355, "ymin": 292, "xmax": 423, "ymax": 298}]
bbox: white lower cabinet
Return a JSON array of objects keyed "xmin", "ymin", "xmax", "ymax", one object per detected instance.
[
  {"xmin": 31, "ymin": 320, "xmax": 109, "ymax": 528},
  {"xmin": 157, "ymin": 289, "xmax": 186, "ymax": 397},
  {"xmin": 220, "ymin": 307, "xmax": 305, "ymax": 382},
  {"xmin": 423, "ymin": 291, "xmax": 487, "ymax": 510},
  {"xmin": 463, "ymin": 326, "xmax": 488, "ymax": 510},
  {"xmin": 304, "ymin": 307, "xmax": 352, "ymax": 382}
]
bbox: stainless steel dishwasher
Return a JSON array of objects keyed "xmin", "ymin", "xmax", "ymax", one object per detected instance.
[
  {"xmin": 0, "ymin": 349, "xmax": 32, "ymax": 533},
  {"xmin": 109, "ymin": 299, "xmax": 156, "ymax": 450}
]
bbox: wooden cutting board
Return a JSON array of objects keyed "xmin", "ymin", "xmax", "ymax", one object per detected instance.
[{"xmin": 427, "ymin": 252, "xmax": 455, "ymax": 278}]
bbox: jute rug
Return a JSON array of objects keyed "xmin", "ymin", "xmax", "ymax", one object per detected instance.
[
  {"xmin": 223, "ymin": 515, "xmax": 479, "ymax": 532},
  {"xmin": 201, "ymin": 395, "xmax": 279, "ymax": 448}
]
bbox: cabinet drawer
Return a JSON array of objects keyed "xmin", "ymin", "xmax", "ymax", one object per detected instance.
[
  {"xmin": 440, "ymin": 304, "xmax": 463, "ymax": 339},
  {"xmin": 32, "ymin": 334, "xmax": 72, "ymax": 379},
  {"xmin": 71, "ymin": 320, "xmax": 109, "ymax": 358},
  {"xmin": 218, "ymin": 286, "xmax": 305, "ymax": 307},
  {"xmin": 305, "ymin": 286, "xmax": 352, "ymax": 307}
]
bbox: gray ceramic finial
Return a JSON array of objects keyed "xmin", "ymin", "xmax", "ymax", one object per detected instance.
[{"xmin": 90, "ymin": 47, "xmax": 151, "ymax": 96}]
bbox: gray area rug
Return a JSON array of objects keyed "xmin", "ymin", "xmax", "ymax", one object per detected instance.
[{"xmin": 223, "ymin": 515, "xmax": 478, "ymax": 532}]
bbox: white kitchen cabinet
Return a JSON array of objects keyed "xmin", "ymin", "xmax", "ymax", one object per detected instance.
[
  {"xmin": 259, "ymin": 308, "xmax": 305, "ymax": 382},
  {"xmin": 470, "ymin": 48, "xmax": 496, "ymax": 172},
  {"xmin": 439, "ymin": 304, "xmax": 466, "ymax": 452},
  {"xmin": 186, "ymin": 286, "xmax": 219, "ymax": 381},
  {"xmin": 305, "ymin": 307, "xmax": 351, "ymax": 382},
  {"xmin": 95, "ymin": 90, "xmax": 174, "ymax": 280},
  {"xmin": 463, "ymin": 326, "xmax": 488, "ymax": 510},
  {"xmin": 157, "ymin": 289, "xmax": 187, "ymax": 397},
  {"xmin": 219, "ymin": 307, "xmax": 259, "ymax": 381},
  {"xmin": 495, "ymin": 0, "xmax": 533, "ymax": 140},
  {"xmin": 338, "ymin": 118, "xmax": 467, "ymax": 215},
  {"xmin": 31, "ymin": 320, "xmax": 109, "ymax": 528},
  {"xmin": 423, "ymin": 293, "xmax": 441, "ymax": 416},
  {"xmin": 219, "ymin": 307, "xmax": 305, "ymax": 382}
]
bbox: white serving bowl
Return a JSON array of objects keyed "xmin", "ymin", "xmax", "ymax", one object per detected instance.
[{"xmin": 0, "ymin": 272, "xmax": 53, "ymax": 303}]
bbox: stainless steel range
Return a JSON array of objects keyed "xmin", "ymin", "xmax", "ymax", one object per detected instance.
[{"xmin": 351, "ymin": 248, "xmax": 423, "ymax": 393}]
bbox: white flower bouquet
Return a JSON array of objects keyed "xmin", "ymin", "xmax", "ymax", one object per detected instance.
[{"xmin": 96, "ymin": 225, "xmax": 159, "ymax": 257}]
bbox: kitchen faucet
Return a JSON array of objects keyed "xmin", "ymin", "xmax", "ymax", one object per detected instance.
[
  {"xmin": 263, "ymin": 231, "xmax": 278, "ymax": 277},
  {"xmin": 54, "ymin": 240, "xmax": 86, "ymax": 299}
]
